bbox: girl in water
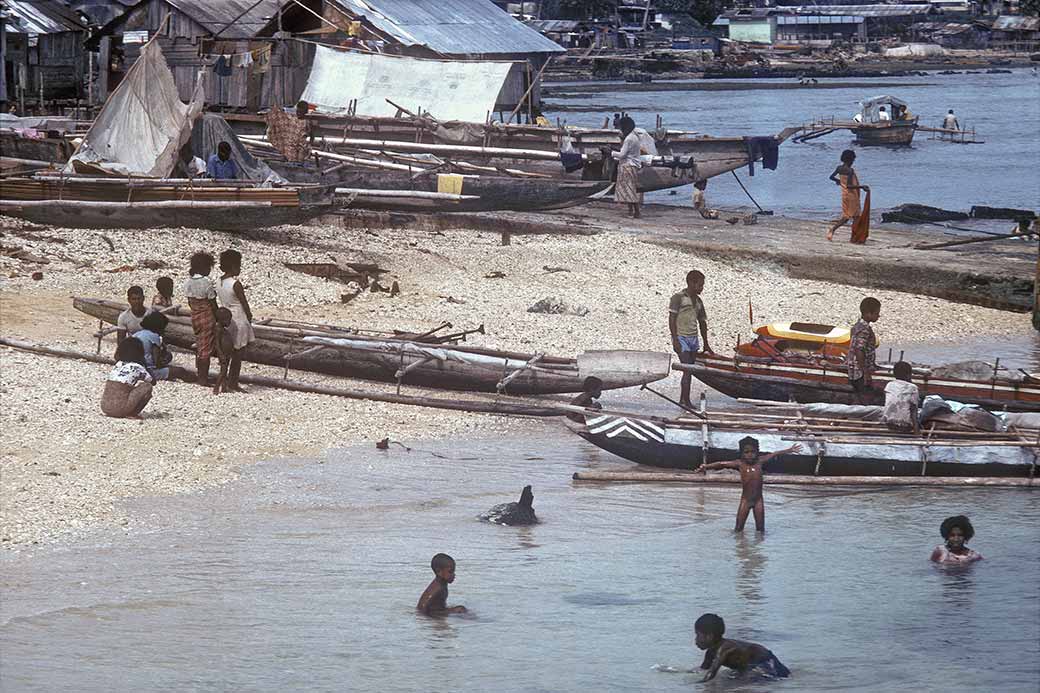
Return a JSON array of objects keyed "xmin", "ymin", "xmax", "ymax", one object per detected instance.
[
  {"xmin": 826, "ymin": 149, "xmax": 869, "ymax": 241},
  {"xmin": 930, "ymin": 515, "xmax": 983, "ymax": 564}
]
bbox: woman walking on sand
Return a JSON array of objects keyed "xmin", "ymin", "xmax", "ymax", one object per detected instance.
[
  {"xmin": 826, "ymin": 149, "xmax": 870, "ymax": 242},
  {"xmin": 612, "ymin": 116, "xmax": 644, "ymax": 219}
]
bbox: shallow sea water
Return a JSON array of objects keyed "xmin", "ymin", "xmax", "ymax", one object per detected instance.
[
  {"xmin": 2, "ymin": 435, "xmax": 1038, "ymax": 692},
  {"xmin": 545, "ymin": 71, "xmax": 1040, "ymax": 220}
]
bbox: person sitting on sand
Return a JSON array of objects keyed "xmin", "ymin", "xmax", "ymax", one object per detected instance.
[
  {"xmin": 826, "ymin": 149, "xmax": 869, "ymax": 242},
  {"xmin": 100, "ymin": 338, "xmax": 154, "ymax": 419},
  {"xmin": 692, "ymin": 180, "xmax": 720, "ymax": 220},
  {"xmin": 693, "ymin": 436, "xmax": 801, "ymax": 533},
  {"xmin": 695, "ymin": 613, "xmax": 791, "ymax": 681},
  {"xmin": 152, "ymin": 276, "xmax": 174, "ymax": 309},
  {"xmin": 206, "ymin": 141, "xmax": 238, "ymax": 180},
  {"xmin": 216, "ymin": 249, "xmax": 255, "ymax": 393},
  {"xmin": 417, "ymin": 553, "xmax": 467, "ymax": 616},
  {"xmin": 931, "ymin": 515, "xmax": 983, "ymax": 564},
  {"xmin": 212, "ymin": 308, "xmax": 239, "ymax": 395},
  {"xmin": 135, "ymin": 312, "xmax": 190, "ymax": 382},
  {"xmin": 116, "ymin": 285, "xmax": 153, "ymax": 343},
  {"xmin": 883, "ymin": 361, "xmax": 919, "ymax": 432}
]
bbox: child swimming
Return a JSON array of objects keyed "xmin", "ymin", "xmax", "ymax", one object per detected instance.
[
  {"xmin": 930, "ymin": 515, "xmax": 983, "ymax": 564},
  {"xmin": 694, "ymin": 613, "xmax": 790, "ymax": 681},
  {"xmin": 417, "ymin": 553, "xmax": 466, "ymax": 616}
]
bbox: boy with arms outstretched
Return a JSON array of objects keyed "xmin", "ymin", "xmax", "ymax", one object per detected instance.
[{"xmin": 694, "ymin": 436, "xmax": 801, "ymax": 532}]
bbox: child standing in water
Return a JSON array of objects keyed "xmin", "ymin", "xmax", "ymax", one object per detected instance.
[
  {"xmin": 931, "ymin": 515, "xmax": 983, "ymax": 564},
  {"xmin": 693, "ymin": 436, "xmax": 801, "ymax": 532},
  {"xmin": 216, "ymin": 249, "xmax": 255, "ymax": 392},
  {"xmin": 417, "ymin": 553, "xmax": 466, "ymax": 616},
  {"xmin": 694, "ymin": 613, "xmax": 791, "ymax": 680}
]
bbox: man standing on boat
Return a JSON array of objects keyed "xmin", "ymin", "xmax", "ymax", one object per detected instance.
[
  {"xmin": 669, "ymin": 270, "xmax": 713, "ymax": 408},
  {"xmin": 941, "ymin": 109, "xmax": 960, "ymax": 140}
]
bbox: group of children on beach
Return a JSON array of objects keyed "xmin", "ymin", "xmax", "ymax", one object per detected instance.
[{"xmin": 101, "ymin": 249, "xmax": 255, "ymax": 418}]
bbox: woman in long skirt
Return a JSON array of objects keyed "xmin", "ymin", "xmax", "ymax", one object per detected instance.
[
  {"xmin": 826, "ymin": 149, "xmax": 869, "ymax": 241},
  {"xmin": 613, "ymin": 116, "xmax": 644, "ymax": 218}
]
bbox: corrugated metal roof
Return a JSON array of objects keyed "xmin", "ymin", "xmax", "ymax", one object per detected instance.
[
  {"xmin": 2, "ymin": 0, "xmax": 88, "ymax": 33},
  {"xmin": 992, "ymin": 15, "xmax": 1040, "ymax": 31},
  {"xmin": 331, "ymin": 0, "xmax": 565, "ymax": 55},
  {"xmin": 164, "ymin": 0, "xmax": 284, "ymax": 38},
  {"xmin": 790, "ymin": 5, "xmax": 936, "ymax": 17},
  {"xmin": 778, "ymin": 14, "xmax": 864, "ymax": 24},
  {"xmin": 525, "ymin": 19, "xmax": 585, "ymax": 32}
]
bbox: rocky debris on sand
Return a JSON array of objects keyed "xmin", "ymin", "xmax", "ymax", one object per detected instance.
[{"xmin": 527, "ymin": 297, "xmax": 590, "ymax": 317}]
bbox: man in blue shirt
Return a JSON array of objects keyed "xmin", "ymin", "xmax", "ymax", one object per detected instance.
[{"xmin": 206, "ymin": 141, "xmax": 238, "ymax": 180}]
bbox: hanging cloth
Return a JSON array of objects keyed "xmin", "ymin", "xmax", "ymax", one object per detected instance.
[{"xmin": 851, "ymin": 189, "xmax": 871, "ymax": 244}]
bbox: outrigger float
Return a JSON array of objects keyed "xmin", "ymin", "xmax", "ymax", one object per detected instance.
[{"xmin": 74, "ymin": 298, "xmax": 672, "ymax": 395}]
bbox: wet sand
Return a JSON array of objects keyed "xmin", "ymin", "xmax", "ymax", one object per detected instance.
[{"xmin": 0, "ymin": 216, "xmax": 1031, "ymax": 549}]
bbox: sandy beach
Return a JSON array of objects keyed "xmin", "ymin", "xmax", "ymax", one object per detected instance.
[{"xmin": 0, "ymin": 215, "xmax": 1031, "ymax": 549}]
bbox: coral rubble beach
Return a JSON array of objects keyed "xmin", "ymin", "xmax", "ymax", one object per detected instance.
[{"xmin": 0, "ymin": 215, "xmax": 1031, "ymax": 548}]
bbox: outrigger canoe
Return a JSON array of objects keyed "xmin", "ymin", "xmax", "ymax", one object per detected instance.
[
  {"xmin": 574, "ymin": 406, "xmax": 1039, "ymax": 477},
  {"xmin": 75, "ymin": 298, "xmax": 671, "ymax": 394},
  {"xmin": 677, "ymin": 353, "xmax": 1040, "ymax": 412}
]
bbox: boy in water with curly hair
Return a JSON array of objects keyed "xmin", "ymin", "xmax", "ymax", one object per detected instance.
[
  {"xmin": 693, "ymin": 436, "xmax": 801, "ymax": 532},
  {"xmin": 695, "ymin": 613, "xmax": 790, "ymax": 681},
  {"xmin": 417, "ymin": 553, "xmax": 467, "ymax": 616}
]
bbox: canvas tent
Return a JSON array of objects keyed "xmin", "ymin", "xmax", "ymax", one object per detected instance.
[
  {"xmin": 299, "ymin": 46, "xmax": 513, "ymax": 122},
  {"xmin": 858, "ymin": 95, "xmax": 908, "ymax": 122},
  {"xmin": 66, "ymin": 40, "xmax": 204, "ymax": 177},
  {"xmin": 190, "ymin": 114, "xmax": 283, "ymax": 183}
]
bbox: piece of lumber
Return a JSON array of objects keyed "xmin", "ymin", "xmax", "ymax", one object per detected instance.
[{"xmin": 572, "ymin": 471, "xmax": 1036, "ymax": 487}]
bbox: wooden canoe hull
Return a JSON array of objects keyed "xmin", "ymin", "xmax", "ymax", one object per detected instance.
[
  {"xmin": 268, "ymin": 163, "xmax": 609, "ymax": 212},
  {"xmin": 75, "ymin": 298, "xmax": 671, "ymax": 394},
  {"xmin": 577, "ymin": 412, "xmax": 1037, "ymax": 476},
  {"xmin": 677, "ymin": 355, "xmax": 1040, "ymax": 412},
  {"xmin": 0, "ymin": 200, "xmax": 331, "ymax": 231},
  {"xmin": 853, "ymin": 122, "xmax": 916, "ymax": 146}
]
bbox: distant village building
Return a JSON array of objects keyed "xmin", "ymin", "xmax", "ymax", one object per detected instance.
[
  {"xmin": 84, "ymin": 0, "xmax": 561, "ymax": 116},
  {"xmin": 1, "ymin": 0, "xmax": 89, "ymax": 108},
  {"xmin": 911, "ymin": 20, "xmax": 991, "ymax": 48},
  {"xmin": 715, "ymin": 4, "xmax": 939, "ymax": 44},
  {"xmin": 989, "ymin": 14, "xmax": 1040, "ymax": 50}
]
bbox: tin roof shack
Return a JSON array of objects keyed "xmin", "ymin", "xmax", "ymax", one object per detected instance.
[
  {"xmin": 524, "ymin": 19, "xmax": 595, "ymax": 48},
  {"xmin": 713, "ymin": 8, "xmax": 782, "ymax": 44},
  {"xmin": 85, "ymin": 0, "xmax": 285, "ymax": 109},
  {"xmin": 989, "ymin": 15, "xmax": 1040, "ymax": 51},
  {"xmin": 262, "ymin": 0, "xmax": 564, "ymax": 119},
  {"xmin": 776, "ymin": 13, "xmax": 866, "ymax": 43},
  {"xmin": 787, "ymin": 5, "xmax": 938, "ymax": 42},
  {"xmin": 911, "ymin": 20, "xmax": 990, "ymax": 48},
  {"xmin": 1, "ymin": 0, "xmax": 89, "ymax": 110}
]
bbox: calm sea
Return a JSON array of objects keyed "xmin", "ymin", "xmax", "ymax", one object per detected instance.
[
  {"xmin": 544, "ymin": 71, "xmax": 1040, "ymax": 219},
  {"xmin": 2, "ymin": 436, "xmax": 1038, "ymax": 692}
]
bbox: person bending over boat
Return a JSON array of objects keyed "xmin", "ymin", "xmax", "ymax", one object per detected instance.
[
  {"xmin": 567, "ymin": 376, "xmax": 603, "ymax": 423},
  {"xmin": 931, "ymin": 515, "xmax": 982, "ymax": 564},
  {"xmin": 669, "ymin": 270, "xmax": 713, "ymax": 409},
  {"xmin": 848, "ymin": 297, "xmax": 881, "ymax": 399},
  {"xmin": 694, "ymin": 613, "xmax": 791, "ymax": 681},
  {"xmin": 883, "ymin": 361, "xmax": 919, "ymax": 432},
  {"xmin": 693, "ymin": 436, "xmax": 801, "ymax": 533},
  {"xmin": 417, "ymin": 553, "xmax": 467, "ymax": 616},
  {"xmin": 826, "ymin": 149, "xmax": 869, "ymax": 242}
]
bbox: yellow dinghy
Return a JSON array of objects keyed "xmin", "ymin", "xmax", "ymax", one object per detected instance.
[{"xmin": 755, "ymin": 322, "xmax": 852, "ymax": 346}]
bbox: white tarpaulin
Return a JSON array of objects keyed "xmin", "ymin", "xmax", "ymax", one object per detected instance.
[
  {"xmin": 300, "ymin": 46, "xmax": 513, "ymax": 123},
  {"xmin": 66, "ymin": 40, "xmax": 204, "ymax": 177}
]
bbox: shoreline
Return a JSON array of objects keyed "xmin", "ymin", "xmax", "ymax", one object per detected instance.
[{"xmin": 1, "ymin": 217, "xmax": 1031, "ymax": 550}]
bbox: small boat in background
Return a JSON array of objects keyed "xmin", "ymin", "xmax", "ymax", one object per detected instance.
[{"xmin": 74, "ymin": 298, "xmax": 672, "ymax": 395}]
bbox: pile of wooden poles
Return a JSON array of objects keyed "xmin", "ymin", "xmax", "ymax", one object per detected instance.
[{"xmin": 1, "ymin": 175, "xmax": 304, "ymax": 207}]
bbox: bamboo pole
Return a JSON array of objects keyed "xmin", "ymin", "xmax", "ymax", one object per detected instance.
[
  {"xmin": 242, "ymin": 133, "xmax": 573, "ymax": 162},
  {"xmin": 572, "ymin": 471, "xmax": 1036, "ymax": 488},
  {"xmin": 0, "ymin": 200, "xmax": 275, "ymax": 209},
  {"xmin": 334, "ymin": 187, "xmax": 479, "ymax": 201},
  {"xmin": 0, "ymin": 337, "xmax": 565, "ymax": 417}
]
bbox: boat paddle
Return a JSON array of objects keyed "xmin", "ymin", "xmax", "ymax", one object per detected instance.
[{"xmin": 640, "ymin": 383, "xmax": 706, "ymax": 420}]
